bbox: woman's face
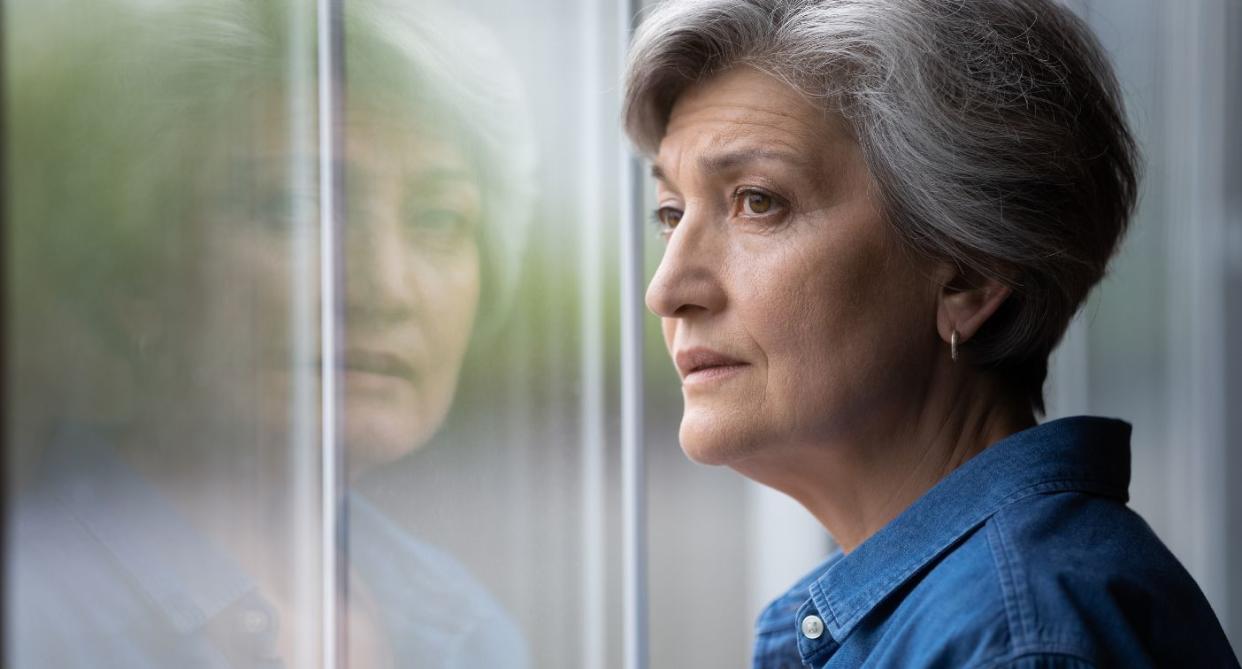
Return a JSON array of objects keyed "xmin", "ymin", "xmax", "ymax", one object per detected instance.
[
  {"xmin": 339, "ymin": 118, "xmax": 482, "ymax": 466},
  {"xmin": 194, "ymin": 112, "xmax": 481, "ymax": 471},
  {"xmin": 647, "ymin": 67, "xmax": 941, "ymax": 466}
]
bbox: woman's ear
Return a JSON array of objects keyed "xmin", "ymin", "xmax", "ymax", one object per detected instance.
[{"xmin": 934, "ymin": 263, "xmax": 1012, "ymax": 349}]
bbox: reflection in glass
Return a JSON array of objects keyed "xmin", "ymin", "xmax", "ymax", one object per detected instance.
[
  {"xmin": 6, "ymin": 0, "xmax": 534, "ymax": 666},
  {"xmin": 338, "ymin": 1, "xmax": 536, "ymax": 667}
]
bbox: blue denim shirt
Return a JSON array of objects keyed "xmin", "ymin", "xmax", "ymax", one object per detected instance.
[{"xmin": 753, "ymin": 416, "xmax": 1239, "ymax": 668}]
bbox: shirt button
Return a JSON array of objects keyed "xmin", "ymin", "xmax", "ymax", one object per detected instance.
[
  {"xmin": 801, "ymin": 614, "xmax": 825, "ymax": 640},
  {"xmin": 241, "ymin": 608, "xmax": 270, "ymax": 634}
]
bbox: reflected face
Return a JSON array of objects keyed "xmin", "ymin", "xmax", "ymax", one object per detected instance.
[
  {"xmin": 646, "ymin": 67, "xmax": 939, "ymax": 466},
  {"xmin": 200, "ymin": 112, "xmax": 481, "ymax": 470},
  {"xmin": 340, "ymin": 119, "xmax": 481, "ymax": 465}
]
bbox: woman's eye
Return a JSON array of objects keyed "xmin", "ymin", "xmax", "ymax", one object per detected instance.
[
  {"xmin": 401, "ymin": 185, "xmax": 479, "ymax": 250},
  {"xmin": 738, "ymin": 189, "xmax": 780, "ymax": 216},
  {"xmin": 249, "ymin": 190, "xmax": 317, "ymax": 235},
  {"xmin": 415, "ymin": 209, "xmax": 464, "ymax": 231},
  {"xmin": 410, "ymin": 209, "xmax": 475, "ymax": 247},
  {"xmin": 653, "ymin": 206, "xmax": 683, "ymax": 234}
]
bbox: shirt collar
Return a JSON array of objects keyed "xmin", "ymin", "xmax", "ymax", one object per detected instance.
[
  {"xmin": 41, "ymin": 422, "xmax": 255, "ymax": 634},
  {"xmin": 808, "ymin": 415, "xmax": 1132, "ymax": 645}
]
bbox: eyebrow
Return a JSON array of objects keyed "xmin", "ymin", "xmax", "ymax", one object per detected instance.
[{"xmin": 650, "ymin": 148, "xmax": 806, "ymax": 183}]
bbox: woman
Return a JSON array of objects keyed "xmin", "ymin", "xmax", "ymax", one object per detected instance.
[
  {"xmin": 9, "ymin": 0, "xmax": 533, "ymax": 666},
  {"xmin": 624, "ymin": 0, "xmax": 1238, "ymax": 667}
]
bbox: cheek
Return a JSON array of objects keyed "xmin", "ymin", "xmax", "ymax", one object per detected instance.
[
  {"xmin": 742, "ymin": 226, "xmax": 930, "ymax": 430},
  {"xmin": 746, "ymin": 257, "xmax": 843, "ymax": 412},
  {"xmin": 422, "ymin": 246, "xmax": 481, "ymax": 341},
  {"xmin": 203, "ymin": 235, "xmax": 293, "ymax": 348},
  {"xmin": 739, "ymin": 238, "xmax": 851, "ymax": 356}
]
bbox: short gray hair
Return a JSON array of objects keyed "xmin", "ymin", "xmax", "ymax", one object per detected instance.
[{"xmin": 623, "ymin": 0, "xmax": 1139, "ymax": 413}]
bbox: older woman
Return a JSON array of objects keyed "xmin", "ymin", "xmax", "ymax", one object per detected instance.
[{"xmin": 624, "ymin": 0, "xmax": 1238, "ymax": 667}]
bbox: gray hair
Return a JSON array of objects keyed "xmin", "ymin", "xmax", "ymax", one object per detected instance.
[{"xmin": 623, "ymin": 0, "xmax": 1139, "ymax": 413}]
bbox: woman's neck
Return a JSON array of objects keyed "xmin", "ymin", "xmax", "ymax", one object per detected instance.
[{"xmin": 731, "ymin": 368, "xmax": 1035, "ymax": 554}]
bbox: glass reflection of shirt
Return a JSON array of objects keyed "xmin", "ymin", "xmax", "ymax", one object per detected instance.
[
  {"xmin": 752, "ymin": 416, "xmax": 1239, "ymax": 669},
  {"xmin": 10, "ymin": 423, "xmax": 529, "ymax": 668}
]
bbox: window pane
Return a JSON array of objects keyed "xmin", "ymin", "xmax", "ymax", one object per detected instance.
[
  {"xmin": 5, "ymin": 1, "xmax": 324, "ymax": 665},
  {"xmin": 340, "ymin": 1, "xmax": 624, "ymax": 667},
  {"xmin": 1047, "ymin": 0, "xmax": 1240, "ymax": 647}
]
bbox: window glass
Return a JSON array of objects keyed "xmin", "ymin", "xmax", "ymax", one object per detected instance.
[
  {"xmin": 340, "ymin": 1, "xmax": 624, "ymax": 667},
  {"xmin": 6, "ymin": 1, "xmax": 325, "ymax": 665},
  {"xmin": 5, "ymin": 0, "xmax": 628, "ymax": 666}
]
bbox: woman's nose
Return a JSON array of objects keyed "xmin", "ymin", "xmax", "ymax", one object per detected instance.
[
  {"xmin": 344, "ymin": 219, "xmax": 417, "ymax": 324},
  {"xmin": 644, "ymin": 212, "xmax": 725, "ymax": 319}
]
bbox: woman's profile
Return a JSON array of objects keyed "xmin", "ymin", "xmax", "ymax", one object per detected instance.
[{"xmin": 623, "ymin": 0, "xmax": 1239, "ymax": 666}]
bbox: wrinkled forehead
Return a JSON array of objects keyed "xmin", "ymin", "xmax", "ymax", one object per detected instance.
[{"xmin": 653, "ymin": 68, "xmax": 860, "ymax": 187}]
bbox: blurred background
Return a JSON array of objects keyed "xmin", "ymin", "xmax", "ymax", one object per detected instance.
[{"xmin": 3, "ymin": 0, "xmax": 1239, "ymax": 667}]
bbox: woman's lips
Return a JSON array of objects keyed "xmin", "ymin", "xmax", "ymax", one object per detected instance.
[
  {"xmin": 675, "ymin": 347, "xmax": 749, "ymax": 386},
  {"xmin": 682, "ymin": 364, "xmax": 748, "ymax": 385},
  {"xmin": 342, "ymin": 349, "xmax": 418, "ymax": 384}
]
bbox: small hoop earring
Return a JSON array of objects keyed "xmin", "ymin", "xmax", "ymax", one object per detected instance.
[{"xmin": 950, "ymin": 329, "xmax": 960, "ymax": 362}]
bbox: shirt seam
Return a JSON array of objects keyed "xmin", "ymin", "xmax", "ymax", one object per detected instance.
[
  {"xmin": 985, "ymin": 520, "xmax": 1023, "ymax": 656},
  {"xmin": 988, "ymin": 508, "xmax": 1036, "ymax": 641}
]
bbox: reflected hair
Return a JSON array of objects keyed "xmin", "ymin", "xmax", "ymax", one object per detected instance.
[
  {"xmin": 623, "ymin": 0, "xmax": 1139, "ymax": 413},
  {"xmin": 11, "ymin": 0, "xmax": 535, "ymax": 344}
]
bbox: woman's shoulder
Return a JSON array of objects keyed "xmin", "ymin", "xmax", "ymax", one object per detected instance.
[
  {"xmin": 989, "ymin": 489, "xmax": 1203, "ymax": 610},
  {"xmin": 865, "ymin": 491, "xmax": 1238, "ymax": 668},
  {"xmin": 348, "ymin": 495, "xmax": 531, "ymax": 669},
  {"xmin": 965, "ymin": 490, "xmax": 1237, "ymax": 667}
]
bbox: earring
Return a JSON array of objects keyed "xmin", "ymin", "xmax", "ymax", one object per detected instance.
[{"xmin": 950, "ymin": 329, "xmax": 959, "ymax": 362}]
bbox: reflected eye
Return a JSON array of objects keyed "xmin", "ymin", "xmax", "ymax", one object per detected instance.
[
  {"xmin": 652, "ymin": 206, "xmax": 683, "ymax": 236},
  {"xmin": 407, "ymin": 208, "xmax": 476, "ymax": 254},
  {"xmin": 413, "ymin": 209, "xmax": 470, "ymax": 235},
  {"xmin": 738, "ymin": 189, "xmax": 779, "ymax": 216},
  {"xmin": 401, "ymin": 184, "xmax": 480, "ymax": 252}
]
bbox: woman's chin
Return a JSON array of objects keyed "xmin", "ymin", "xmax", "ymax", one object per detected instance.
[
  {"xmin": 677, "ymin": 410, "xmax": 756, "ymax": 466},
  {"xmin": 343, "ymin": 409, "xmax": 437, "ymax": 472}
]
